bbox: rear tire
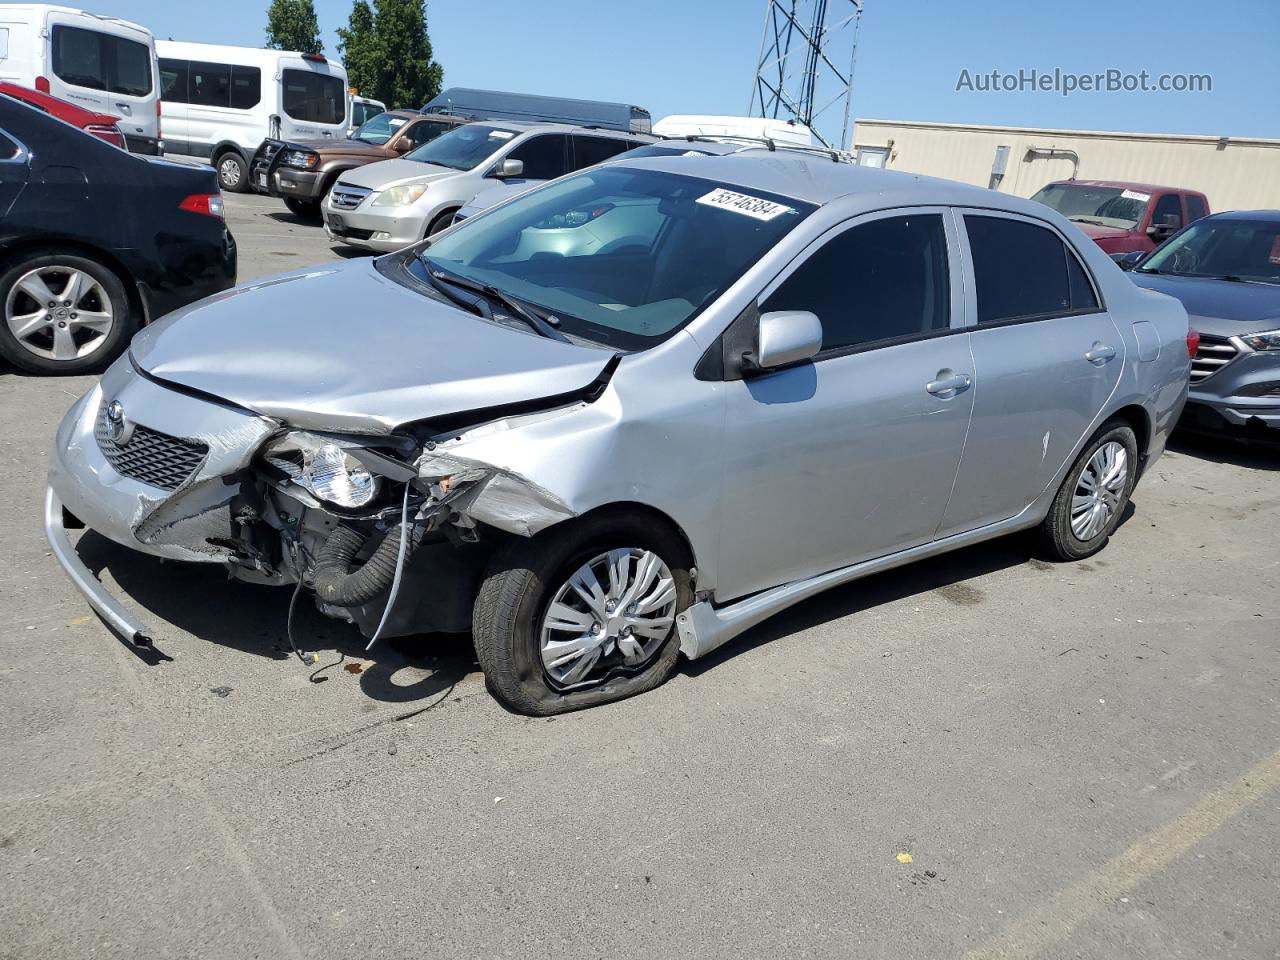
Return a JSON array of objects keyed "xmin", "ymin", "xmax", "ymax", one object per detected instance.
[
  {"xmin": 216, "ymin": 150, "xmax": 249, "ymax": 193},
  {"xmin": 0, "ymin": 250, "xmax": 134, "ymax": 375},
  {"xmin": 1037, "ymin": 420, "xmax": 1138, "ymax": 561},
  {"xmin": 473, "ymin": 513, "xmax": 692, "ymax": 715}
]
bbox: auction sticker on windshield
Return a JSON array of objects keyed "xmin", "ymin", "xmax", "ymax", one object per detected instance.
[
  {"xmin": 697, "ymin": 188, "xmax": 793, "ymax": 221},
  {"xmin": 1121, "ymin": 189, "xmax": 1151, "ymax": 203}
]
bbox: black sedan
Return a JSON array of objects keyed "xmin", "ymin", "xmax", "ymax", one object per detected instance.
[{"xmin": 0, "ymin": 93, "xmax": 236, "ymax": 375}]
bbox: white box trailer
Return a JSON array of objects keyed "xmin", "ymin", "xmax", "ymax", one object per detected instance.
[
  {"xmin": 156, "ymin": 40, "xmax": 348, "ymax": 193},
  {"xmin": 0, "ymin": 4, "xmax": 160, "ymax": 153}
]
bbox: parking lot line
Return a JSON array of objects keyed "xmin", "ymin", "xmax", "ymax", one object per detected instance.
[{"xmin": 962, "ymin": 746, "xmax": 1280, "ymax": 959}]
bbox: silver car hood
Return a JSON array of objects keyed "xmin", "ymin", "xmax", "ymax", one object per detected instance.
[
  {"xmin": 129, "ymin": 261, "xmax": 613, "ymax": 435},
  {"xmin": 339, "ymin": 157, "xmax": 460, "ymax": 190}
]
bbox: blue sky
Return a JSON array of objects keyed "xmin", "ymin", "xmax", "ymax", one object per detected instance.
[{"xmin": 93, "ymin": 0, "xmax": 1277, "ymax": 142}]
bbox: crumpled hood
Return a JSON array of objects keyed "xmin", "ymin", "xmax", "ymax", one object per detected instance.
[
  {"xmin": 130, "ymin": 260, "xmax": 613, "ymax": 435},
  {"xmin": 338, "ymin": 157, "xmax": 458, "ymax": 191},
  {"xmin": 1130, "ymin": 273, "xmax": 1280, "ymax": 337}
]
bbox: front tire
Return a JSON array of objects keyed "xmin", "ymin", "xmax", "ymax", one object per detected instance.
[
  {"xmin": 0, "ymin": 251, "xmax": 134, "ymax": 374},
  {"xmin": 1038, "ymin": 420, "xmax": 1139, "ymax": 561},
  {"xmin": 473, "ymin": 513, "xmax": 692, "ymax": 715},
  {"xmin": 425, "ymin": 209, "xmax": 457, "ymax": 238},
  {"xmin": 284, "ymin": 196, "xmax": 320, "ymax": 220},
  {"xmin": 216, "ymin": 150, "xmax": 249, "ymax": 193}
]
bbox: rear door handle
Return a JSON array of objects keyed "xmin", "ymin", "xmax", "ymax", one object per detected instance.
[
  {"xmin": 926, "ymin": 371, "xmax": 972, "ymax": 397},
  {"xmin": 115, "ymin": 102, "xmax": 132, "ymax": 115},
  {"xmin": 1085, "ymin": 342, "xmax": 1117, "ymax": 364}
]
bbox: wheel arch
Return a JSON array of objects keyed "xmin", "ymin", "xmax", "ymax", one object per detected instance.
[
  {"xmin": 544, "ymin": 501, "xmax": 701, "ymax": 580},
  {"xmin": 0, "ymin": 238, "xmax": 144, "ymax": 323},
  {"xmin": 1106, "ymin": 403, "xmax": 1154, "ymax": 477},
  {"xmin": 211, "ymin": 141, "xmax": 248, "ymax": 164}
]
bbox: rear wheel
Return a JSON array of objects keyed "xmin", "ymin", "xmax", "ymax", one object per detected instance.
[
  {"xmin": 0, "ymin": 251, "xmax": 134, "ymax": 374},
  {"xmin": 473, "ymin": 513, "xmax": 692, "ymax": 715},
  {"xmin": 216, "ymin": 150, "xmax": 249, "ymax": 193},
  {"xmin": 1038, "ymin": 420, "xmax": 1138, "ymax": 561}
]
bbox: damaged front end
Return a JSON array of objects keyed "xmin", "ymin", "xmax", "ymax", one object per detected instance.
[{"xmin": 47, "ymin": 351, "xmax": 606, "ymax": 648}]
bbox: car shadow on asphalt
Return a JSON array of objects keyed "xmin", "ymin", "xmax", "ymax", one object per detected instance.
[
  {"xmin": 1168, "ymin": 429, "xmax": 1279, "ymax": 471},
  {"xmin": 74, "ymin": 530, "xmax": 478, "ymax": 704},
  {"xmin": 678, "ymin": 514, "xmax": 1132, "ymax": 679}
]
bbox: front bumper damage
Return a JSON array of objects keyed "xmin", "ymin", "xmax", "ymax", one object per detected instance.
[{"xmin": 46, "ymin": 356, "xmax": 588, "ymax": 648}]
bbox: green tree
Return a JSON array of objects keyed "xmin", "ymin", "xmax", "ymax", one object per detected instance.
[
  {"xmin": 265, "ymin": 0, "xmax": 323, "ymax": 56},
  {"xmin": 335, "ymin": 0, "xmax": 377, "ymax": 96},
  {"xmin": 370, "ymin": 0, "xmax": 443, "ymax": 108}
]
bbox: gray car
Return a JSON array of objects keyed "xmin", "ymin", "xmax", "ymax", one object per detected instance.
[
  {"xmin": 46, "ymin": 152, "xmax": 1190, "ymax": 715},
  {"xmin": 322, "ymin": 121, "xmax": 649, "ymax": 250},
  {"xmin": 1127, "ymin": 210, "xmax": 1280, "ymax": 440}
]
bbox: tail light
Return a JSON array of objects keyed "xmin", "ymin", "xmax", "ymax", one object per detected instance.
[
  {"xmin": 179, "ymin": 193, "xmax": 224, "ymax": 218},
  {"xmin": 1186, "ymin": 328, "xmax": 1201, "ymax": 358},
  {"xmin": 86, "ymin": 124, "xmax": 127, "ymax": 150},
  {"xmin": 301, "ymin": 53, "xmax": 327, "ymax": 63},
  {"xmin": 34, "ymin": 75, "xmax": 50, "ymax": 93}
]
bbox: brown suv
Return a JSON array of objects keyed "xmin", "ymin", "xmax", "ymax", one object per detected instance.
[{"xmin": 250, "ymin": 110, "xmax": 469, "ymax": 218}]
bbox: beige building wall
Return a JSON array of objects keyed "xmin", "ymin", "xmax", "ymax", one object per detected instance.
[{"xmin": 852, "ymin": 119, "xmax": 1280, "ymax": 212}]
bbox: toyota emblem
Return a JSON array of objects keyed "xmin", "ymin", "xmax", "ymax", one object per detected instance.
[{"xmin": 106, "ymin": 400, "xmax": 134, "ymax": 445}]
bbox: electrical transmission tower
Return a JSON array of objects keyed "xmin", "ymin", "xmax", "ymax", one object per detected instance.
[{"xmin": 748, "ymin": 0, "xmax": 865, "ymax": 150}]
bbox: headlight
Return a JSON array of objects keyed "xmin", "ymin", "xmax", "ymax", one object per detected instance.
[
  {"xmin": 372, "ymin": 183, "xmax": 428, "ymax": 207},
  {"xmin": 264, "ymin": 434, "xmax": 379, "ymax": 508},
  {"xmin": 282, "ymin": 150, "xmax": 319, "ymax": 169},
  {"xmin": 1242, "ymin": 328, "xmax": 1280, "ymax": 351}
]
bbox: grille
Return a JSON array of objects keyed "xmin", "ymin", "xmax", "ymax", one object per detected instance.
[
  {"xmin": 329, "ymin": 183, "xmax": 371, "ymax": 210},
  {"xmin": 95, "ymin": 405, "xmax": 208, "ymax": 490},
  {"xmin": 1190, "ymin": 333, "xmax": 1239, "ymax": 384}
]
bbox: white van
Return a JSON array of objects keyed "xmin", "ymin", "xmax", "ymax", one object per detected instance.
[
  {"xmin": 156, "ymin": 40, "xmax": 348, "ymax": 193},
  {"xmin": 0, "ymin": 4, "xmax": 160, "ymax": 153},
  {"xmin": 349, "ymin": 94, "xmax": 384, "ymax": 136},
  {"xmin": 652, "ymin": 114, "xmax": 814, "ymax": 147}
]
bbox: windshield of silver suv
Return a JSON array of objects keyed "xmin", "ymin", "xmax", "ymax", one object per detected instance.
[
  {"xmin": 1031, "ymin": 182, "xmax": 1147, "ymax": 230},
  {"xmin": 403, "ymin": 123, "xmax": 520, "ymax": 170},
  {"xmin": 403, "ymin": 166, "xmax": 814, "ymax": 350},
  {"xmin": 1138, "ymin": 218, "xmax": 1280, "ymax": 284}
]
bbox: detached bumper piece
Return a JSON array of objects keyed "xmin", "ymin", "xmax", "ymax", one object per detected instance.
[{"xmin": 43, "ymin": 487, "xmax": 156, "ymax": 648}]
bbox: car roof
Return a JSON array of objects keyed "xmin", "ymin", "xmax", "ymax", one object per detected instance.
[
  {"xmin": 1045, "ymin": 179, "xmax": 1203, "ymax": 195},
  {"xmin": 618, "ymin": 149, "xmax": 1005, "ymax": 209},
  {"xmin": 1203, "ymin": 209, "xmax": 1280, "ymax": 222},
  {"xmin": 455, "ymin": 119, "xmax": 646, "ymax": 138}
]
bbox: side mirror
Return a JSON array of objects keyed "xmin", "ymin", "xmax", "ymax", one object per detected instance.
[
  {"xmin": 392, "ymin": 138, "xmax": 412, "ymax": 153},
  {"xmin": 1110, "ymin": 251, "xmax": 1144, "ymax": 271},
  {"xmin": 1147, "ymin": 212, "xmax": 1181, "ymax": 238},
  {"xmin": 747, "ymin": 310, "xmax": 823, "ymax": 372},
  {"xmin": 494, "ymin": 158, "xmax": 524, "ymax": 179}
]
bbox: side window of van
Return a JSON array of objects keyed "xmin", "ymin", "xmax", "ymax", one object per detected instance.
[
  {"xmin": 230, "ymin": 66, "xmax": 260, "ymax": 110},
  {"xmin": 188, "ymin": 62, "xmax": 230, "ymax": 108},
  {"xmin": 159, "ymin": 58, "xmax": 189, "ymax": 103},
  {"xmin": 282, "ymin": 70, "xmax": 345, "ymax": 125},
  {"xmin": 51, "ymin": 26, "xmax": 152, "ymax": 97}
]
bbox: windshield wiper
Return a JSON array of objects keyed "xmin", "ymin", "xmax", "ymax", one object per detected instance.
[
  {"xmin": 426, "ymin": 265, "xmax": 571, "ymax": 343},
  {"xmin": 415, "ymin": 264, "xmax": 489, "ymax": 317},
  {"xmin": 1069, "ymin": 217, "xmax": 1109, "ymax": 227}
]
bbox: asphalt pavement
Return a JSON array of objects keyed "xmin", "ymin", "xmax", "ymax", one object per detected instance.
[{"xmin": 1, "ymin": 192, "xmax": 1278, "ymax": 960}]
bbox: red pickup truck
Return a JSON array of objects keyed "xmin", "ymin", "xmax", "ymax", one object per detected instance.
[{"xmin": 1030, "ymin": 179, "xmax": 1210, "ymax": 254}]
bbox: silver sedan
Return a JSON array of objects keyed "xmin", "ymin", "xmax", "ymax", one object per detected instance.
[{"xmin": 46, "ymin": 150, "xmax": 1190, "ymax": 714}]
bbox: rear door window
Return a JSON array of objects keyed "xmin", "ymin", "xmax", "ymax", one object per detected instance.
[
  {"xmin": 763, "ymin": 214, "xmax": 951, "ymax": 353},
  {"xmin": 571, "ymin": 135, "xmax": 633, "ymax": 171},
  {"xmin": 506, "ymin": 134, "xmax": 570, "ymax": 179},
  {"xmin": 51, "ymin": 26, "xmax": 152, "ymax": 97},
  {"xmin": 965, "ymin": 215, "xmax": 1099, "ymax": 324},
  {"xmin": 282, "ymin": 69, "xmax": 345, "ymax": 124}
]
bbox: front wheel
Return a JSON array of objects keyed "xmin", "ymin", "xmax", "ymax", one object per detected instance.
[
  {"xmin": 216, "ymin": 151, "xmax": 249, "ymax": 193},
  {"xmin": 284, "ymin": 197, "xmax": 320, "ymax": 220},
  {"xmin": 1038, "ymin": 420, "xmax": 1139, "ymax": 561},
  {"xmin": 473, "ymin": 514, "xmax": 692, "ymax": 715}
]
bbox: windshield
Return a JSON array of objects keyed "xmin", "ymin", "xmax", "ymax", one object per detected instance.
[
  {"xmin": 1031, "ymin": 183, "xmax": 1150, "ymax": 230},
  {"xmin": 408, "ymin": 166, "xmax": 814, "ymax": 350},
  {"xmin": 352, "ymin": 112, "xmax": 408, "ymax": 145},
  {"xmin": 403, "ymin": 123, "xmax": 518, "ymax": 171},
  {"xmin": 1139, "ymin": 218, "xmax": 1280, "ymax": 284}
]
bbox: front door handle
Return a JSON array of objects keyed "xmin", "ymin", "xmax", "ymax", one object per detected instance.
[
  {"xmin": 926, "ymin": 371, "xmax": 972, "ymax": 397},
  {"xmin": 1085, "ymin": 342, "xmax": 1117, "ymax": 364}
]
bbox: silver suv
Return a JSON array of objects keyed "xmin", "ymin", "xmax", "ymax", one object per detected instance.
[
  {"xmin": 321, "ymin": 121, "xmax": 649, "ymax": 250},
  {"xmin": 47, "ymin": 151, "xmax": 1190, "ymax": 715}
]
